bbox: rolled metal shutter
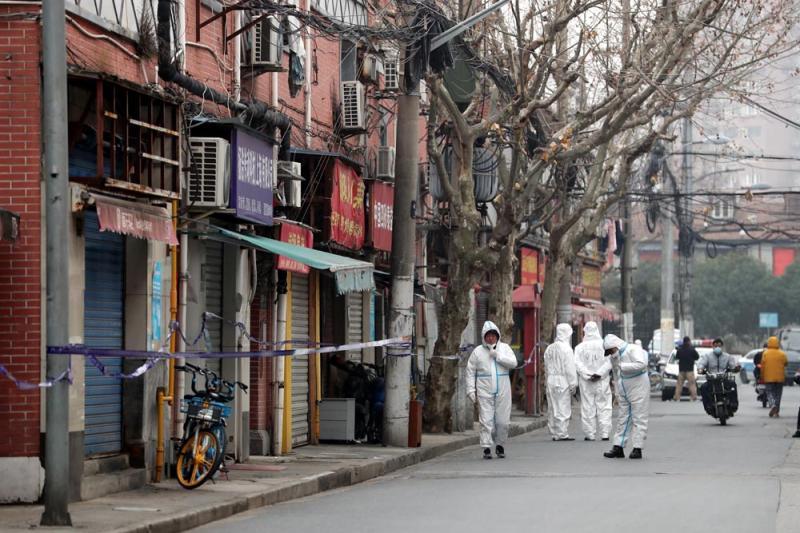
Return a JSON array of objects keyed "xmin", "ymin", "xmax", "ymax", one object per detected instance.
[
  {"xmin": 346, "ymin": 292, "xmax": 363, "ymax": 361},
  {"xmin": 204, "ymin": 241, "xmax": 224, "ymax": 376},
  {"xmin": 83, "ymin": 211, "xmax": 124, "ymax": 456},
  {"xmin": 291, "ymin": 273, "xmax": 310, "ymax": 446}
]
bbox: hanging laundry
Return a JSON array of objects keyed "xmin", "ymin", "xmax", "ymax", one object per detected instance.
[{"xmin": 287, "ymin": 16, "xmax": 306, "ymax": 98}]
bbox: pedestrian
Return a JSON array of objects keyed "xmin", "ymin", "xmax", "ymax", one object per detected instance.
[
  {"xmin": 574, "ymin": 322, "xmax": 612, "ymax": 441},
  {"xmin": 466, "ymin": 320, "xmax": 518, "ymax": 459},
  {"xmin": 794, "ymin": 371, "xmax": 800, "ymax": 438},
  {"xmin": 760, "ymin": 336, "xmax": 788, "ymax": 418},
  {"xmin": 603, "ymin": 334, "xmax": 649, "ymax": 460},
  {"xmin": 753, "ymin": 342, "xmax": 768, "ymax": 382},
  {"xmin": 673, "ymin": 336, "xmax": 700, "ymax": 401},
  {"xmin": 544, "ymin": 323, "xmax": 578, "ymax": 441}
]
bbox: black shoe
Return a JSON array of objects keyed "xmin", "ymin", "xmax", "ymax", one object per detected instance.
[
  {"xmin": 553, "ymin": 437, "xmax": 575, "ymax": 441},
  {"xmin": 629, "ymin": 448, "xmax": 642, "ymax": 459},
  {"xmin": 603, "ymin": 445, "xmax": 625, "ymax": 458},
  {"xmin": 495, "ymin": 445, "xmax": 505, "ymax": 458},
  {"xmin": 793, "ymin": 431, "xmax": 800, "ymax": 438},
  {"xmin": 483, "ymin": 448, "xmax": 492, "ymax": 460},
  {"xmin": 584, "ymin": 437, "xmax": 595, "ymax": 441},
  {"xmin": 601, "ymin": 437, "xmax": 610, "ymax": 441}
]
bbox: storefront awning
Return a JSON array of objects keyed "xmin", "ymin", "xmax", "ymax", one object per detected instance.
[
  {"xmin": 0, "ymin": 207, "xmax": 20, "ymax": 242},
  {"xmin": 92, "ymin": 194, "xmax": 178, "ymax": 245},
  {"xmin": 512, "ymin": 285, "xmax": 540, "ymax": 308},
  {"xmin": 213, "ymin": 227, "xmax": 375, "ymax": 294},
  {"xmin": 573, "ymin": 299, "xmax": 620, "ymax": 322}
]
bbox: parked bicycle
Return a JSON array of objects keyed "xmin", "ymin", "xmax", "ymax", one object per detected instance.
[{"xmin": 174, "ymin": 363, "xmax": 247, "ymax": 489}]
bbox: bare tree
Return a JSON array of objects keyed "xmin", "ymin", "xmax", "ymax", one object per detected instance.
[{"xmin": 421, "ymin": 0, "xmax": 799, "ymax": 432}]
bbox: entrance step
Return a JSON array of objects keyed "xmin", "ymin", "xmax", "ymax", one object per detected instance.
[{"xmin": 81, "ymin": 455, "xmax": 147, "ymax": 501}]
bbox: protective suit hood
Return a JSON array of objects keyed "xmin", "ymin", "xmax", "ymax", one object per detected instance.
[
  {"xmin": 583, "ymin": 321, "xmax": 602, "ymax": 342},
  {"xmin": 555, "ymin": 323, "xmax": 573, "ymax": 343},
  {"xmin": 481, "ymin": 320, "xmax": 502, "ymax": 347},
  {"xmin": 603, "ymin": 334, "xmax": 626, "ymax": 351}
]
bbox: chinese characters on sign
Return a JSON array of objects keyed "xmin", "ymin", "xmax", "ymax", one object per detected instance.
[
  {"xmin": 277, "ymin": 223, "xmax": 313, "ymax": 274},
  {"xmin": 370, "ymin": 181, "xmax": 393, "ymax": 251},
  {"xmin": 95, "ymin": 196, "xmax": 179, "ymax": 245},
  {"xmin": 582, "ymin": 265, "xmax": 602, "ymax": 301},
  {"xmin": 520, "ymin": 247, "xmax": 539, "ymax": 285},
  {"xmin": 232, "ymin": 129, "xmax": 274, "ymax": 225},
  {"xmin": 329, "ymin": 160, "xmax": 365, "ymax": 249},
  {"xmin": 151, "ymin": 261, "xmax": 162, "ymax": 350}
]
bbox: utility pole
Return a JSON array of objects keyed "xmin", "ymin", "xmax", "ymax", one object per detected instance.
[
  {"xmin": 621, "ymin": 199, "xmax": 634, "ymax": 341},
  {"xmin": 383, "ymin": 0, "xmax": 512, "ymax": 447},
  {"xmin": 678, "ymin": 116, "xmax": 695, "ymax": 339},
  {"xmin": 659, "ymin": 163, "xmax": 676, "ymax": 357},
  {"xmin": 40, "ymin": 0, "xmax": 72, "ymax": 526}
]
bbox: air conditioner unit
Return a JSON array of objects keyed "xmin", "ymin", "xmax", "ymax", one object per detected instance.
[
  {"xmin": 419, "ymin": 79, "xmax": 429, "ymax": 105},
  {"xmin": 376, "ymin": 146, "xmax": 396, "ymax": 179},
  {"xmin": 383, "ymin": 54, "xmax": 400, "ymax": 91},
  {"xmin": 248, "ymin": 15, "xmax": 282, "ymax": 69},
  {"xmin": 188, "ymin": 137, "xmax": 231, "ymax": 208},
  {"xmin": 340, "ymin": 80, "xmax": 366, "ymax": 131},
  {"xmin": 277, "ymin": 161, "xmax": 303, "ymax": 208}
]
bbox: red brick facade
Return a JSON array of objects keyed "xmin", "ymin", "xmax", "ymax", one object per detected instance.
[{"xmin": 0, "ymin": 12, "xmax": 42, "ymax": 458}]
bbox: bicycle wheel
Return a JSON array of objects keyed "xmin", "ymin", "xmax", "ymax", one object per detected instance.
[{"xmin": 176, "ymin": 429, "xmax": 221, "ymax": 489}]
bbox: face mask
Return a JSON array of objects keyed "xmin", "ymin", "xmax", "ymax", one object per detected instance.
[{"xmin": 713, "ymin": 347, "xmax": 722, "ymax": 355}]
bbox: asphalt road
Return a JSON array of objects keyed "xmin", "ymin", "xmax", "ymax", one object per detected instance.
[{"xmin": 192, "ymin": 383, "xmax": 800, "ymax": 533}]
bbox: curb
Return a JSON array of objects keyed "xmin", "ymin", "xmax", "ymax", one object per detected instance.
[{"xmin": 116, "ymin": 418, "xmax": 547, "ymax": 533}]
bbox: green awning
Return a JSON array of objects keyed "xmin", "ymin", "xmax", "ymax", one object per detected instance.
[{"xmin": 213, "ymin": 227, "xmax": 375, "ymax": 294}]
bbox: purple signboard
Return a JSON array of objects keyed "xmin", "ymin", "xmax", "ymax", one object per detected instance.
[{"xmin": 231, "ymin": 128, "xmax": 274, "ymax": 225}]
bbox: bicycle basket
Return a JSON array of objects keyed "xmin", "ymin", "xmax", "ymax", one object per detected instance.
[{"xmin": 180, "ymin": 397, "xmax": 230, "ymax": 422}]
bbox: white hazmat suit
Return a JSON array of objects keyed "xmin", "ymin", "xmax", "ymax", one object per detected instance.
[
  {"xmin": 604, "ymin": 334, "xmax": 650, "ymax": 450},
  {"xmin": 544, "ymin": 324, "xmax": 577, "ymax": 440},
  {"xmin": 574, "ymin": 322, "xmax": 612, "ymax": 440},
  {"xmin": 466, "ymin": 321, "xmax": 517, "ymax": 450}
]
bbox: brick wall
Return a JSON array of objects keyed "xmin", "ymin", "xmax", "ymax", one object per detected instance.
[
  {"xmin": 249, "ymin": 284, "xmax": 274, "ymax": 433},
  {"xmin": 0, "ymin": 12, "xmax": 42, "ymax": 458}
]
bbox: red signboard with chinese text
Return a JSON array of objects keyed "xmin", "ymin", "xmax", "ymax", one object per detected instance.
[
  {"xmin": 277, "ymin": 223, "xmax": 313, "ymax": 274},
  {"xmin": 330, "ymin": 160, "xmax": 365, "ymax": 249},
  {"xmin": 370, "ymin": 181, "xmax": 394, "ymax": 251},
  {"xmin": 520, "ymin": 247, "xmax": 539, "ymax": 285}
]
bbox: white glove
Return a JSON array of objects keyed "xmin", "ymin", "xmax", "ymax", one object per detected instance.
[
  {"xmin": 468, "ymin": 392, "xmax": 476, "ymax": 404},
  {"xmin": 489, "ymin": 348, "xmax": 498, "ymax": 359}
]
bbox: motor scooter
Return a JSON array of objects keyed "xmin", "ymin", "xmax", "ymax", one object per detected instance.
[
  {"xmin": 701, "ymin": 371, "xmax": 738, "ymax": 425},
  {"xmin": 754, "ymin": 364, "xmax": 768, "ymax": 408}
]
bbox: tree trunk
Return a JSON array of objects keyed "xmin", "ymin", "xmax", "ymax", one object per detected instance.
[
  {"xmin": 489, "ymin": 230, "xmax": 517, "ymax": 339},
  {"xmin": 423, "ymin": 223, "xmax": 480, "ymax": 432}
]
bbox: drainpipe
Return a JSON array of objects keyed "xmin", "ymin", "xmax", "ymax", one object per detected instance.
[
  {"xmin": 273, "ymin": 270, "xmax": 287, "ymax": 455},
  {"xmin": 304, "ymin": 0, "xmax": 312, "ymax": 147}
]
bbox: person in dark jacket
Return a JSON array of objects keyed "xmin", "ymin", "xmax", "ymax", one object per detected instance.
[
  {"xmin": 673, "ymin": 337, "xmax": 700, "ymax": 401},
  {"xmin": 753, "ymin": 342, "xmax": 768, "ymax": 382}
]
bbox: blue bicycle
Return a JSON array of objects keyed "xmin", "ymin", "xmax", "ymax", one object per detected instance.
[{"xmin": 175, "ymin": 363, "xmax": 247, "ymax": 489}]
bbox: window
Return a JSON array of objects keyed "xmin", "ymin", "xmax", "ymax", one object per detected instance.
[
  {"xmin": 712, "ymin": 199, "xmax": 734, "ymax": 220},
  {"xmin": 69, "ymin": 0, "xmax": 156, "ymax": 37},
  {"xmin": 340, "ymin": 39, "xmax": 358, "ymax": 82},
  {"xmin": 67, "ymin": 78, "xmax": 180, "ymax": 196},
  {"xmin": 312, "ymin": 0, "xmax": 368, "ymax": 26},
  {"xmin": 742, "ymin": 172, "xmax": 758, "ymax": 187}
]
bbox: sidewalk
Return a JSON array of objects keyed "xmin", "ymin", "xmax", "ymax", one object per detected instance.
[{"xmin": 0, "ymin": 415, "xmax": 546, "ymax": 533}]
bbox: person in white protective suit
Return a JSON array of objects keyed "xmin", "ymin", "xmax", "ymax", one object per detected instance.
[
  {"xmin": 574, "ymin": 322, "xmax": 612, "ymax": 441},
  {"xmin": 466, "ymin": 321, "xmax": 518, "ymax": 459},
  {"xmin": 603, "ymin": 334, "xmax": 650, "ymax": 459},
  {"xmin": 544, "ymin": 323, "xmax": 578, "ymax": 441}
]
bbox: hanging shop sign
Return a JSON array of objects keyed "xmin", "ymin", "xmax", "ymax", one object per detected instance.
[
  {"xmin": 277, "ymin": 223, "xmax": 313, "ymax": 274},
  {"xmin": 232, "ymin": 128, "xmax": 274, "ymax": 225},
  {"xmin": 93, "ymin": 194, "xmax": 178, "ymax": 245},
  {"xmin": 370, "ymin": 181, "xmax": 393, "ymax": 252},
  {"xmin": 330, "ymin": 160, "xmax": 365, "ymax": 249},
  {"xmin": 582, "ymin": 264, "xmax": 602, "ymax": 301},
  {"xmin": 520, "ymin": 247, "xmax": 539, "ymax": 286}
]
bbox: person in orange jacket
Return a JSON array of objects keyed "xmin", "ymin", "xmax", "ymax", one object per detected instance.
[{"xmin": 761, "ymin": 336, "xmax": 788, "ymax": 417}]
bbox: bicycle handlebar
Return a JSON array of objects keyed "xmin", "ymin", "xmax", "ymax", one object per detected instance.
[{"xmin": 176, "ymin": 364, "xmax": 247, "ymax": 400}]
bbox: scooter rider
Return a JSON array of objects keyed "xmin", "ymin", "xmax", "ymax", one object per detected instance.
[
  {"xmin": 603, "ymin": 334, "xmax": 650, "ymax": 460},
  {"xmin": 697, "ymin": 338, "xmax": 740, "ymax": 410}
]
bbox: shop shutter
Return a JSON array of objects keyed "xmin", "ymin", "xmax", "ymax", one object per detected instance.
[
  {"xmin": 291, "ymin": 273, "xmax": 310, "ymax": 446},
  {"xmin": 204, "ymin": 241, "xmax": 224, "ymax": 377},
  {"xmin": 83, "ymin": 211, "xmax": 124, "ymax": 456},
  {"xmin": 346, "ymin": 291, "xmax": 363, "ymax": 361}
]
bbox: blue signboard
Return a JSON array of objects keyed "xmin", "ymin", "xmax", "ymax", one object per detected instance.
[
  {"xmin": 152, "ymin": 261, "xmax": 162, "ymax": 349},
  {"xmin": 231, "ymin": 128, "xmax": 274, "ymax": 225},
  {"xmin": 759, "ymin": 312, "xmax": 778, "ymax": 329}
]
